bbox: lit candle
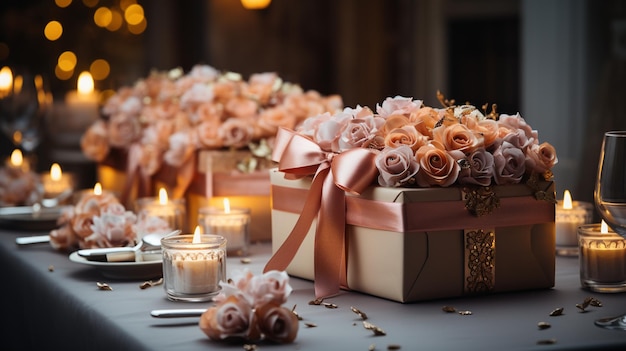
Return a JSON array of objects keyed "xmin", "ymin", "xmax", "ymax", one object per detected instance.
[
  {"xmin": 555, "ymin": 190, "xmax": 593, "ymax": 256},
  {"xmin": 0, "ymin": 66, "xmax": 13, "ymax": 97},
  {"xmin": 161, "ymin": 226, "xmax": 227, "ymax": 302},
  {"xmin": 65, "ymin": 71, "xmax": 100, "ymax": 126},
  {"xmin": 578, "ymin": 221, "xmax": 626, "ymax": 292},
  {"xmin": 7, "ymin": 149, "xmax": 29, "ymax": 172},
  {"xmin": 41, "ymin": 163, "xmax": 74, "ymax": 198},
  {"xmin": 198, "ymin": 198, "xmax": 251, "ymax": 256},
  {"xmin": 135, "ymin": 188, "xmax": 186, "ymax": 234}
]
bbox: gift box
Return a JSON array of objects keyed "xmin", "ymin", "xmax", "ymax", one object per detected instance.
[
  {"xmin": 97, "ymin": 148, "xmax": 273, "ymax": 241},
  {"xmin": 269, "ymin": 168, "xmax": 556, "ymax": 303}
]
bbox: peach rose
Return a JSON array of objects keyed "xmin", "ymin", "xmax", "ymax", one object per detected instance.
[
  {"xmin": 432, "ymin": 123, "xmax": 481, "ymax": 153},
  {"xmin": 245, "ymin": 72, "xmax": 280, "ymax": 105},
  {"xmin": 179, "ymin": 82, "xmax": 215, "ymax": 110},
  {"xmin": 492, "ymin": 141, "xmax": 526, "ymax": 185},
  {"xmin": 384, "ymin": 125, "xmax": 429, "ymax": 152},
  {"xmin": 86, "ymin": 203, "xmax": 136, "ymax": 248},
  {"xmin": 195, "ymin": 120, "xmax": 224, "ymax": 149},
  {"xmin": 107, "ymin": 113, "xmax": 142, "ymax": 148},
  {"xmin": 49, "ymin": 225, "xmax": 78, "ymax": 251},
  {"xmin": 378, "ymin": 114, "xmax": 411, "ymax": 137},
  {"xmin": 138, "ymin": 143, "xmax": 163, "ymax": 176},
  {"xmin": 219, "ymin": 117, "xmax": 255, "ymax": 148},
  {"xmin": 199, "ymin": 295, "xmax": 259, "ymax": 341},
  {"xmin": 375, "ymin": 145, "xmax": 420, "ymax": 187},
  {"xmin": 525, "ymin": 141, "xmax": 558, "ymax": 174},
  {"xmin": 461, "ymin": 114, "xmax": 499, "ymax": 149},
  {"xmin": 225, "ymin": 97, "xmax": 258, "ymax": 118},
  {"xmin": 70, "ymin": 212, "xmax": 97, "ymax": 241},
  {"xmin": 80, "ymin": 120, "xmax": 110, "ymax": 162},
  {"xmin": 410, "ymin": 106, "xmax": 441, "ymax": 138},
  {"xmin": 212, "ymin": 79, "xmax": 240, "ymax": 102},
  {"xmin": 192, "ymin": 101, "xmax": 223, "ymax": 124},
  {"xmin": 415, "ymin": 141, "xmax": 460, "ymax": 187},
  {"xmin": 254, "ymin": 302, "xmax": 299, "ymax": 344},
  {"xmin": 256, "ymin": 106, "xmax": 297, "ymax": 139}
]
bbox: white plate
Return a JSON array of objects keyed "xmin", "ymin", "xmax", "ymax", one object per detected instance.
[
  {"xmin": 0, "ymin": 205, "xmax": 67, "ymax": 231},
  {"xmin": 69, "ymin": 251, "xmax": 163, "ymax": 280}
]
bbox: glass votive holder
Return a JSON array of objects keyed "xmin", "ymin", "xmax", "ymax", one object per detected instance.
[
  {"xmin": 161, "ymin": 233, "xmax": 227, "ymax": 302},
  {"xmin": 198, "ymin": 206, "xmax": 251, "ymax": 257},
  {"xmin": 555, "ymin": 201, "xmax": 593, "ymax": 256},
  {"xmin": 135, "ymin": 197, "xmax": 186, "ymax": 239},
  {"xmin": 578, "ymin": 223, "xmax": 626, "ymax": 293}
]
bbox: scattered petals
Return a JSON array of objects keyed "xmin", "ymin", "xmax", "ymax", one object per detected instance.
[{"xmin": 96, "ymin": 282, "xmax": 113, "ymax": 291}]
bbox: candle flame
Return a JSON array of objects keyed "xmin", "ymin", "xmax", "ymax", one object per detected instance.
[
  {"xmin": 77, "ymin": 71, "xmax": 94, "ymax": 95},
  {"xmin": 562, "ymin": 190, "xmax": 573, "ymax": 210},
  {"xmin": 601, "ymin": 220, "xmax": 609, "ymax": 234},
  {"xmin": 94, "ymin": 182, "xmax": 102, "ymax": 195},
  {"xmin": 50, "ymin": 163, "xmax": 62, "ymax": 181},
  {"xmin": 0, "ymin": 66, "xmax": 12, "ymax": 93},
  {"xmin": 10, "ymin": 149, "xmax": 23, "ymax": 167},
  {"xmin": 192, "ymin": 225, "xmax": 202, "ymax": 243},
  {"xmin": 159, "ymin": 187, "xmax": 168, "ymax": 205},
  {"xmin": 223, "ymin": 198, "xmax": 231, "ymax": 213}
]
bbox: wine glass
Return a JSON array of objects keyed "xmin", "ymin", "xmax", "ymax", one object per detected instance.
[
  {"xmin": 0, "ymin": 66, "xmax": 50, "ymax": 155},
  {"xmin": 593, "ymin": 130, "xmax": 626, "ymax": 330}
]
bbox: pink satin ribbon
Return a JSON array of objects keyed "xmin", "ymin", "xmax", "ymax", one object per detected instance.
[
  {"xmin": 272, "ymin": 185, "xmax": 555, "ymax": 232},
  {"xmin": 264, "ymin": 128, "xmax": 378, "ymax": 298}
]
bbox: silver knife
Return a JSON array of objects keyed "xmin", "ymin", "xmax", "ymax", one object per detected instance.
[{"xmin": 150, "ymin": 309, "xmax": 206, "ymax": 318}]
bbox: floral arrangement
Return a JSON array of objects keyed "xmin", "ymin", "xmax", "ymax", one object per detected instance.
[
  {"xmin": 294, "ymin": 93, "xmax": 557, "ymax": 188},
  {"xmin": 80, "ymin": 64, "xmax": 343, "ymax": 178},
  {"xmin": 0, "ymin": 165, "xmax": 42, "ymax": 206},
  {"xmin": 199, "ymin": 269, "xmax": 299, "ymax": 344},
  {"xmin": 49, "ymin": 190, "xmax": 172, "ymax": 250}
]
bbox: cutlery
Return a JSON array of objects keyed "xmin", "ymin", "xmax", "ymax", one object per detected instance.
[
  {"xmin": 150, "ymin": 309, "xmax": 206, "ymax": 318},
  {"xmin": 15, "ymin": 235, "xmax": 50, "ymax": 245},
  {"xmin": 77, "ymin": 230, "xmax": 181, "ymax": 262}
]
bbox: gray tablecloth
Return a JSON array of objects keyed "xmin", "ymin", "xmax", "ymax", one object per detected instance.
[{"xmin": 2, "ymin": 227, "xmax": 626, "ymax": 351}]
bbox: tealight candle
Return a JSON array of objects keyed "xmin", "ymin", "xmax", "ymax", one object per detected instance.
[
  {"xmin": 578, "ymin": 221, "xmax": 626, "ymax": 293},
  {"xmin": 135, "ymin": 188, "xmax": 186, "ymax": 236},
  {"xmin": 65, "ymin": 71, "xmax": 100, "ymax": 127},
  {"xmin": 41, "ymin": 163, "xmax": 74, "ymax": 199},
  {"xmin": 555, "ymin": 190, "xmax": 593, "ymax": 256},
  {"xmin": 7, "ymin": 149, "xmax": 30, "ymax": 172},
  {"xmin": 198, "ymin": 198, "xmax": 251, "ymax": 256},
  {"xmin": 161, "ymin": 226, "xmax": 226, "ymax": 302}
]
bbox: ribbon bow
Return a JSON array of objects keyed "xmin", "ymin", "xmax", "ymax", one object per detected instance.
[{"xmin": 264, "ymin": 128, "xmax": 378, "ymax": 298}]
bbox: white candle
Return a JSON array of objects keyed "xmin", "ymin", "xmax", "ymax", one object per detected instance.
[
  {"xmin": 555, "ymin": 190, "xmax": 593, "ymax": 256},
  {"xmin": 135, "ymin": 188, "xmax": 186, "ymax": 235},
  {"xmin": 161, "ymin": 227, "xmax": 227, "ymax": 301},
  {"xmin": 579, "ymin": 221, "xmax": 626, "ymax": 292},
  {"xmin": 198, "ymin": 198, "xmax": 251, "ymax": 256},
  {"xmin": 65, "ymin": 71, "xmax": 99, "ymax": 127},
  {"xmin": 41, "ymin": 163, "xmax": 74, "ymax": 197},
  {"xmin": 7, "ymin": 149, "xmax": 30, "ymax": 172}
]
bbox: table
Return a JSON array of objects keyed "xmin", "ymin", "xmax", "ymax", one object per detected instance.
[{"xmin": 2, "ymin": 227, "xmax": 626, "ymax": 351}]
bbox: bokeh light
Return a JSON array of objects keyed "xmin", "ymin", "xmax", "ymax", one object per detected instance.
[
  {"xmin": 57, "ymin": 51, "xmax": 77, "ymax": 72},
  {"xmin": 94, "ymin": 7, "xmax": 112, "ymax": 28},
  {"xmin": 106, "ymin": 8, "xmax": 124, "ymax": 31},
  {"xmin": 55, "ymin": 0, "xmax": 72, "ymax": 8},
  {"xmin": 82, "ymin": 0, "xmax": 99, "ymax": 8},
  {"xmin": 90, "ymin": 59, "xmax": 110, "ymax": 80},
  {"xmin": 44, "ymin": 21, "xmax": 63, "ymax": 41},
  {"xmin": 124, "ymin": 4, "xmax": 144, "ymax": 25},
  {"xmin": 127, "ymin": 17, "xmax": 147, "ymax": 34}
]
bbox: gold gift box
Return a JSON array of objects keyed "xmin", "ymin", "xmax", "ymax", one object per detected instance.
[
  {"xmin": 270, "ymin": 169, "xmax": 556, "ymax": 302},
  {"xmin": 97, "ymin": 148, "xmax": 273, "ymax": 241}
]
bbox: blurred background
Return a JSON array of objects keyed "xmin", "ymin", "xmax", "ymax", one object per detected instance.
[{"xmin": 0, "ymin": 0, "xmax": 625, "ymax": 203}]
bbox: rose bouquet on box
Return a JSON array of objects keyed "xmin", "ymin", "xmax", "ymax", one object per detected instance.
[
  {"xmin": 199, "ymin": 269, "xmax": 299, "ymax": 344},
  {"xmin": 80, "ymin": 65, "xmax": 343, "ymax": 200},
  {"xmin": 294, "ymin": 93, "xmax": 557, "ymax": 189}
]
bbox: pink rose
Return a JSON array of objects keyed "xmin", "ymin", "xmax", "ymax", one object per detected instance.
[
  {"xmin": 133, "ymin": 214, "xmax": 172, "ymax": 239},
  {"xmin": 254, "ymin": 302, "xmax": 299, "ymax": 343},
  {"xmin": 375, "ymin": 145, "xmax": 420, "ymax": 187},
  {"xmin": 296, "ymin": 112, "xmax": 332, "ymax": 140},
  {"xmin": 138, "ymin": 143, "xmax": 163, "ymax": 176},
  {"xmin": 525, "ymin": 142, "xmax": 558, "ymax": 174},
  {"xmin": 163, "ymin": 131, "xmax": 196, "ymax": 167},
  {"xmin": 338, "ymin": 115, "xmax": 385, "ymax": 151},
  {"xmin": 376, "ymin": 96, "xmax": 422, "ymax": 118},
  {"xmin": 492, "ymin": 141, "xmax": 526, "ymax": 185},
  {"xmin": 179, "ymin": 82, "xmax": 214, "ymax": 110},
  {"xmin": 80, "ymin": 120, "xmax": 110, "ymax": 162},
  {"xmin": 457, "ymin": 148, "xmax": 495, "ymax": 186},
  {"xmin": 218, "ymin": 117, "xmax": 255, "ymax": 148},
  {"xmin": 497, "ymin": 113, "xmax": 537, "ymax": 150},
  {"xmin": 415, "ymin": 141, "xmax": 460, "ymax": 187},
  {"xmin": 245, "ymin": 270, "xmax": 293, "ymax": 306},
  {"xmin": 314, "ymin": 111, "xmax": 352, "ymax": 152},
  {"xmin": 87, "ymin": 203, "xmax": 136, "ymax": 247},
  {"xmin": 199, "ymin": 295, "xmax": 260, "ymax": 341}
]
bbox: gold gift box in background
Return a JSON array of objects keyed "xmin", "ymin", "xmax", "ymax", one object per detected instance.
[
  {"xmin": 97, "ymin": 149, "xmax": 273, "ymax": 242},
  {"xmin": 270, "ymin": 169, "xmax": 556, "ymax": 303}
]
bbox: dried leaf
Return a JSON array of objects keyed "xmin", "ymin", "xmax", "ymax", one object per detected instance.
[
  {"xmin": 549, "ymin": 307, "xmax": 564, "ymax": 316},
  {"xmin": 291, "ymin": 305, "xmax": 303, "ymax": 320},
  {"xmin": 589, "ymin": 298, "xmax": 602, "ymax": 307},
  {"xmin": 442, "ymin": 306, "xmax": 456, "ymax": 313},
  {"xmin": 304, "ymin": 322, "xmax": 317, "ymax": 328},
  {"xmin": 351, "ymin": 306, "xmax": 368, "ymax": 320},
  {"xmin": 537, "ymin": 322, "xmax": 551, "ymax": 330},
  {"xmin": 458, "ymin": 310, "xmax": 473, "ymax": 315},
  {"xmin": 363, "ymin": 321, "xmax": 386, "ymax": 336},
  {"xmin": 243, "ymin": 344, "xmax": 257, "ymax": 351},
  {"xmin": 324, "ymin": 302, "xmax": 338, "ymax": 309},
  {"xmin": 387, "ymin": 345, "xmax": 402, "ymax": 350},
  {"xmin": 240, "ymin": 258, "xmax": 252, "ymax": 264},
  {"xmin": 48, "ymin": 265, "xmax": 54, "ymax": 272},
  {"xmin": 139, "ymin": 277, "xmax": 163, "ymax": 289},
  {"xmin": 368, "ymin": 344, "xmax": 376, "ymax": 351},
  {"xmin": 309, "ymin": 298, "xmax": 324, "ymax": 305},
  {"xmin": 536, "ymin": 339, "xmax": 557, "ymax": 345},
  {"xmin": 96, "ymin": 282, "xmax": 113, "ymax": 291}
]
